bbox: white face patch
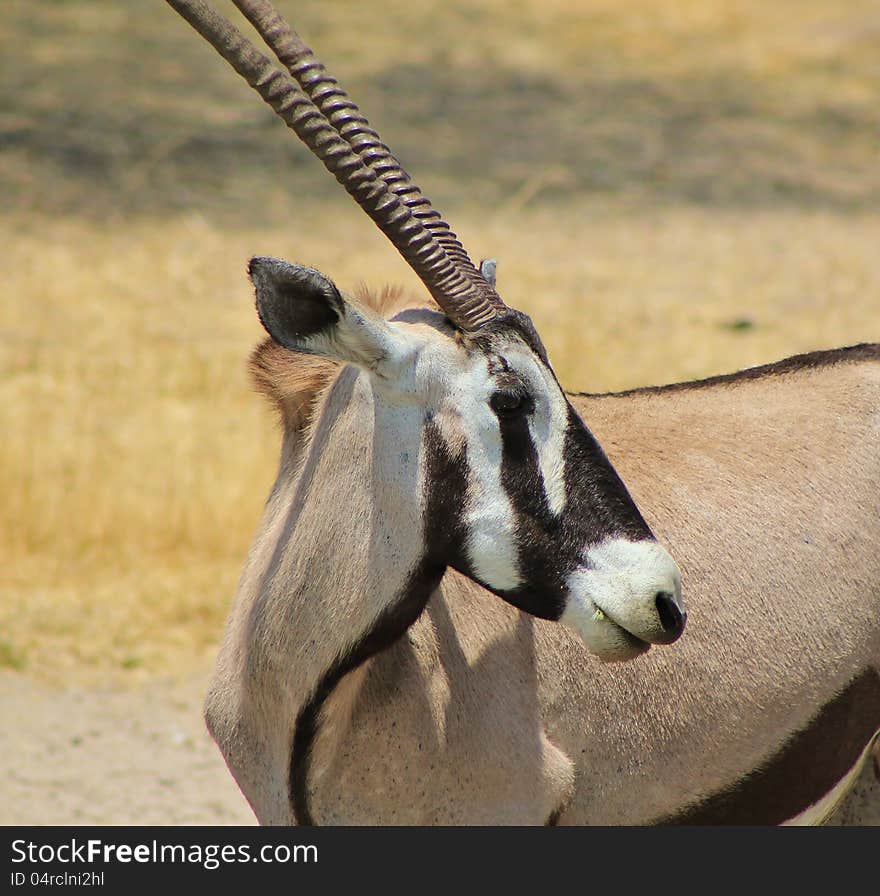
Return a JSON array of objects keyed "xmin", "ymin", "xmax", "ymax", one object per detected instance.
[
  {"xmin": 558, "ymin": 592, "xmax": 650, "ymax": 661},
  {"xmin": 383, "ymin": 318, "xmax": 664, "ymax": 612},
  {"xmin": 478, "ymin": 338, "xmax": 570, "ymax": 519},
  {"xmin": 380, "ymin": 316, "xmax": 525, "ymax": 593},
  {"xmin": 457, "ymin": 362, "xmax": 523, "ymax": 592},
  {"xmin": 525, "ymin": 362, "xmax": 569, "ymax": 517},
  {"xmin": 562, "ymin": 538, "xmax": 684, "ymax": 649},
  {"xmin": 414, "ymin": 327, "xmax": 575, "ymax": 592}
]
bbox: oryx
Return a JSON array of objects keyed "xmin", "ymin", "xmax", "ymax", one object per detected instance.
[{"xmin": 165, "ymin": 0, "xmax": 880, "ymax": 825}]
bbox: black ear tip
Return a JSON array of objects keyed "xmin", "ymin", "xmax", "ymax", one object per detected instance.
[
  {"xmin": 247, "ymin": 256, "xmax": 335, "ymax": 297},
  {"xmin": 247, "ymin": 257, "xmax": 344, "ymax": 345},
  {"xmin": 247, "ymin": 255, "xmax": 281, "ymax": 286}
]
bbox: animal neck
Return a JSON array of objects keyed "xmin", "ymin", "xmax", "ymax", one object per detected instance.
[{"xmin": 222, "ymin": 366, "xmax": 442, "ymax": 823}]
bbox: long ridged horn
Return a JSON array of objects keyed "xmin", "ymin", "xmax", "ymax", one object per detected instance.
[
  {"xmin": 164, "ymin": 0, "xmax": 506, "ymax": 331},
  {"xmin": 230, "ymin": 1, "xmax": 485, "ymax": 280}
]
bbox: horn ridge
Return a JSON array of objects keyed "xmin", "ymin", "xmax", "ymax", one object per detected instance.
[
  {"xmin": 230, "ymin": 0, "xmax": 503, "ymax": 309},
  {"xmin": 165, "ymin": 0, "xmax": 501, "ymax": 329}
]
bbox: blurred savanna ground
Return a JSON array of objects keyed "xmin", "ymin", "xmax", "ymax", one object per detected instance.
[{"xmin": 2, "ymin": 0, "xmax": 880, "ymax": 685}]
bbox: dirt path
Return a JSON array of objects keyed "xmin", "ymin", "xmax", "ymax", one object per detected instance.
[
  {"xmin": 1, "ymin": 669, "xmax": 254, "ymax": 825},
  {"xmin": 2, "ymin": 668, "xmax": 877, "ymax": 825}
]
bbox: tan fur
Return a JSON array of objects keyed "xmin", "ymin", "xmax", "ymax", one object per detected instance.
[
  {"xmin": 248, "ymin": 285, "xmax": 431, "ymax": 430},
  {"xmin": 553, "ymin": 355, "xmax": 880, "ymax": 822},
  {"xmin": 208, "ymin": 338, "xmax": 880, "ymax": 825}
]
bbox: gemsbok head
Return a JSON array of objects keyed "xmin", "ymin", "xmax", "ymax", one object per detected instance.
[{"xmin": 166, "ymin": 0, "xmax": 685, "ymax": 661}]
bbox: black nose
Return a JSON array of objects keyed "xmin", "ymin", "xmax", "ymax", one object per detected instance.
[{"xmin": 654, "ymin": 591, "xmax": 686, "ymax": 644}]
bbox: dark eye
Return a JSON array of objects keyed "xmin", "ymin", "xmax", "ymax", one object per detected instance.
[{"xmin": 490, "ymin": 390, "xmax": 528, "ymax": 416}]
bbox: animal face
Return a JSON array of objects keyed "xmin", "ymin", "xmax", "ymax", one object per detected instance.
[{"xmin": 249, "ymin": 257, "xmax": 685, "ymax": 660}]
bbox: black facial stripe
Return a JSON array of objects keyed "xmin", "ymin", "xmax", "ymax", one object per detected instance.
[
  {"xmin": 423, "ymin": 416, "xmax": 572, "ymax": 620},
  {"xmin": 496, "ymin": 412, "xmax": 547, "ymax": 506},
  {"xmin": 494, "ymin": 583, "xmax": 567, "ymax": 621},
  {"xmin": 482, "ymin": 404, "xmax": 653, "ymax": 620},
  {"xmin": 424, "ymin": 377, "xmax": 655, "ymax": 621},
  {"xmin": 485, "ymin": 409, "xmax": 567, "ymax": 620},
  {"xmin": 422, "ymin": 417, "xmax": 470, "ymax": 567},
  {"xmin": 472, "ymin": 309, "xmax": 551, "ymax": 367},
  {"xmin": 421, "ymin": 382, "xmax": 654, "ymax": 632},
  {"xmin": 474, "ymin": 317, "xmax": 652, "ymax": 546},
  {"xmin": 561, "ymin": 406, "xmax": 654, "ymax": 544}
]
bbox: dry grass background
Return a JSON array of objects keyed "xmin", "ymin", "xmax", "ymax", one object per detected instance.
[{"xmin": 2, "ymin": 0, "xmax": 880, "ymax": 685}]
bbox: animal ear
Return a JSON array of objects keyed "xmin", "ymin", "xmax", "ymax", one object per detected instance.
[{"xmin": 248, "ymin": 256, "xmax": 403, "ymax": 372}]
